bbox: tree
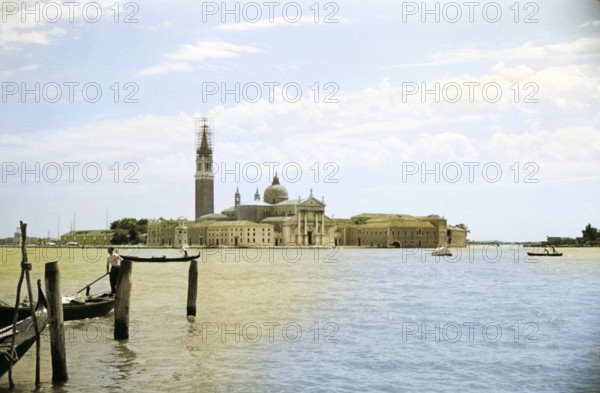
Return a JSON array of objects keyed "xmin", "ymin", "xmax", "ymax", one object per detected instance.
[
  {"xmin": 111, "ymin": 229, "xmax": 129, "ymax": 245},
  {"xmin": 110, "ymin": 218, "xmax": 148, "ymax": 244},
  {"xmin": 582, "ymin": 223, "xmax": 598, "ymax": 242}
]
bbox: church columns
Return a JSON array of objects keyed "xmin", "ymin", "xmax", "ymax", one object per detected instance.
[
  {"xmin": 304, "ymin": 213, "xmax": 307, "ymax": 236},
  {"xmin": 315, "ymin": 213, "xmax": 320, "ymax": 245},
  {"xmin": 291, "ymin": 209, "xmax": 327, "ymax": 246},
  {"xmin": 297, "ymin": 212, "xmax": 301, "ymax": 244},
  {"xmin": 304, "ymin": 213, "xmax": 308, "ymax": 245}
]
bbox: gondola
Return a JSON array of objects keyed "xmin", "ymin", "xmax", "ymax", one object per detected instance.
[
  {"xmin": 120, "ymin": 253, "xmax": 201, "ymax": 262},
  {"xmin": 0, "ymin": 281, "xmax": 48, "ymax": 378},
  {"xmin": 526, "ymin": 252, "xmax": 563, "ymax": 257},
  {"xmin": 0, "ymin": 291, "xmax": 114, "ymax": 328}
]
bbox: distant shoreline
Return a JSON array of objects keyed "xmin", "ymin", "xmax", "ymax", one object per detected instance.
[{"xmin": 2, "ymin": 244, "xmax": 596, "ymax": 250}]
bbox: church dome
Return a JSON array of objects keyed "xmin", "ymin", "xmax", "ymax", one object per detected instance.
[{"xmin": 264, "ymin": 175, "xmax": 289, "ymax": 204}]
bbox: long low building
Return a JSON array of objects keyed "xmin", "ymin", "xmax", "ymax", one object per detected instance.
[
  {"xmin": 61, "ymin": 230, "xmax": 115, "ymax": 246},
  {"xmin": 147, "ymin": 203, "xmax": 467, "ymax": 249},
  {"xmin": 335, "ymin": 214, "xmax": 467, "ymax": 248}
]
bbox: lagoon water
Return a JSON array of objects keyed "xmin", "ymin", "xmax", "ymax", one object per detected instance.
[{"xmin": 1, "ymin": 246, "xmax": 599, "ymax": 392}]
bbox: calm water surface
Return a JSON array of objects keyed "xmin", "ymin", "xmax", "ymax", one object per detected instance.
[{"xmin": 1, "ymin": 246, "xmax": 599, "ymax": 392}]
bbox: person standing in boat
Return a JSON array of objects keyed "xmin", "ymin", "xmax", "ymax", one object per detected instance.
[
  {"xmin": 181, "ymin": 243, "xmax": 189, "ymax": 257},
  {"xmin": 106, "ymin": 247, "xmax": 123, "ymax": 295}
]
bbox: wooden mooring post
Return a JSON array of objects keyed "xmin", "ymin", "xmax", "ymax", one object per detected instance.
[
  {"xmin": 8, "ymin": 221, "xmax": 42, "ymax": 387},
  {"xmin": 114, "ymin": 260, "xmax": 132, "ymax": 340},
  {"xmin": 187, "ymin": 259, "xmax": 198, "ymax": 317},
  {"xmin": 44, "ymin": 262, "xmax": 68, "ymax": 382}
]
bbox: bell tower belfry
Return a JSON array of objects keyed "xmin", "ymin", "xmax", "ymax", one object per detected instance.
[{"xmin": 195, "ymin": 117, "xmax": 214, "ymax": 221}]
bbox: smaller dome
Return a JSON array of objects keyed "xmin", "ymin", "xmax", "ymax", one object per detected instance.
[{"xmin": 264, "ymin": 175, "xmax": 289, "ymax": 204}]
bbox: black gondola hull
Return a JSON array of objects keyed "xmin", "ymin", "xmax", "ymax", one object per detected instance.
[
  {"xmin": 526, "ymin": 252, "xmax": 563, "ymax": 257},
  {"xmin": 120, "ymin": 253, "xmax": 201, "ymax": 262},
  {"xmin": 0, "ymin": 285, "xmax": 48, "ymax": 378},
  {"xmin": 0, "ymin": 294, "xmax": 114, "ymax": 327}
]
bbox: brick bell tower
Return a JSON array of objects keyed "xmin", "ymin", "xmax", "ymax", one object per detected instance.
[{"xmin": 195, "ymin": 118, "xmax": 214, "ymax": 221}]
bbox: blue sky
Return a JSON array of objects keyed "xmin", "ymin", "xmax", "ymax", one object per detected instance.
[{"xmin": 1, "ymin": 0, "xmax": 599, "ymax": 241}]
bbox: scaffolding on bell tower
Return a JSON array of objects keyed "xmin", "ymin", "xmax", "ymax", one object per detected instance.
[
  {"xmin": 195, "ymin": 116, "xmax": 215, "ymax": 220},
  {"xmin": 195, "ymin": 117, "xmax": 213, "ymax": 156}
]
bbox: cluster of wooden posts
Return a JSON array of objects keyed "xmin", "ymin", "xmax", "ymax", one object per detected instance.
[
  {"xmin": 8, "ymin": 221, "xmax": 199, "ymax": 386},
  {"xmin": 44, "ymin": 258, "xmax": 199, "ymax": 383}
]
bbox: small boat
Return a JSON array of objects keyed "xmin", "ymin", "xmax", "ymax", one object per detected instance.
[
  {"xmin": 432, "ymin": 245, "xmax": 452, "ymax": 256},
  {"xmin": 120, "ymin": 253, "xmax": 201, "ymax": 262},
  {"xmin": 0, "ymin": 291, "xmax": 114, "ymax": 327},
  {"xmin": 0, "ymin": 282, "xmax": 48, "ymax": 378},
  {"xmin": 527, "ymin": 252, "xmax": 563, "ymax": 257}
]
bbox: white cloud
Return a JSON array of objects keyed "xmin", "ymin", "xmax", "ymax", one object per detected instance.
[
  {"xmin": 0, "ymin": 63, "xmax": 40, "ymax": 78},
  {"xmin": 0, "ymin": 26, "xmax": 66, "ymax": 49},
  {"xmin": 533, "ymin": 64, "xmax": 600, "ymax": 110},
  {"xmin": 165, "ymin": 41, "xmax": 261, "ymax": 62},
  {"xmin": 139, "ymin": 40, "xmax": 261, "ymax": 76},
  {"xmin": 20, "ymin": 64, "xmax": 40, "ymax": 71},
  {"xmin": 0, "ymin": 0, "xmax": 120, "ymax": 50},
  {"xmin": 0, "ymin": 113, "xmax": 194, "ymax": 164},
  {"xmin": 580, "ymin": 20, "xmax": 600, "ymax": 28},
  {"xmin": 487, "ymin": 127, "xmax": 600, "ymax": 180},
  {"xmin": 431, "ymin": 36, "xmax": 600, "ymax": 65},
  {"xmin": 138, "ymin": 62, "xmax": 195, "ymax": 77}
]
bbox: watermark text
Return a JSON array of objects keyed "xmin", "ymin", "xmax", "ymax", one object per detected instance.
[
  {"xmin": 207, "ymin": 161, "xmax": 340, "ymax": 184},
  {"xmin": 1, "ymin": 161, "xmax": 140, "ymax": 184},
  {"xmin": 200, "ymin": 321, "xmax": 339, "ymax": 343},
  {"xmin": 2, "ymin": 82, "xmax": 139, "ymax": 104},
  {"xmin": 1, "ymin": 2, "xmax": 139, "ymax": 23},
  {"xmin": 401, "ymin": 162, "xmax": 540, "ymax": 184},
  {"xmin": 201, "ymin": 82, "xmax": 339, "ymax": 104},
  {"xmin": 401, "ymin": 2, "xmax": 539, "ymax": 23},
  {"xmin": 401, "ymin": 81, "xmax": 539, "ymax": 104},
  {"xmin": 202, "ymin": 2, "xmax": 339, "ymax": 24},
  {"xmin": 402, "ymin": 321, "xmax": 539, "ymax": 343}
]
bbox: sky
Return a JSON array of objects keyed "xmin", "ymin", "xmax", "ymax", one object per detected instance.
[{"xmin": 0, "ymin": 0, "xmax": 599, "ymax": 242}]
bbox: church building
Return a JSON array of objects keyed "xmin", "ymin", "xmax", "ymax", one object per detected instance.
[
  {"xmin": 146, "ymin": 119, "xmax": 335, "ymax": 247},
  {"xmin": 213, "ymin": 174, "xmax": 335, "ymax": 246}
]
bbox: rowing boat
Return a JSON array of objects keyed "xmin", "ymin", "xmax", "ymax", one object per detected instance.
[
  {"xmin": 0, "ymin": 282, "xmax": 48, "ymax": 378},
  {"xmin": 0, "ymin": 291, "xmax": 114, "ymax": 327}
]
